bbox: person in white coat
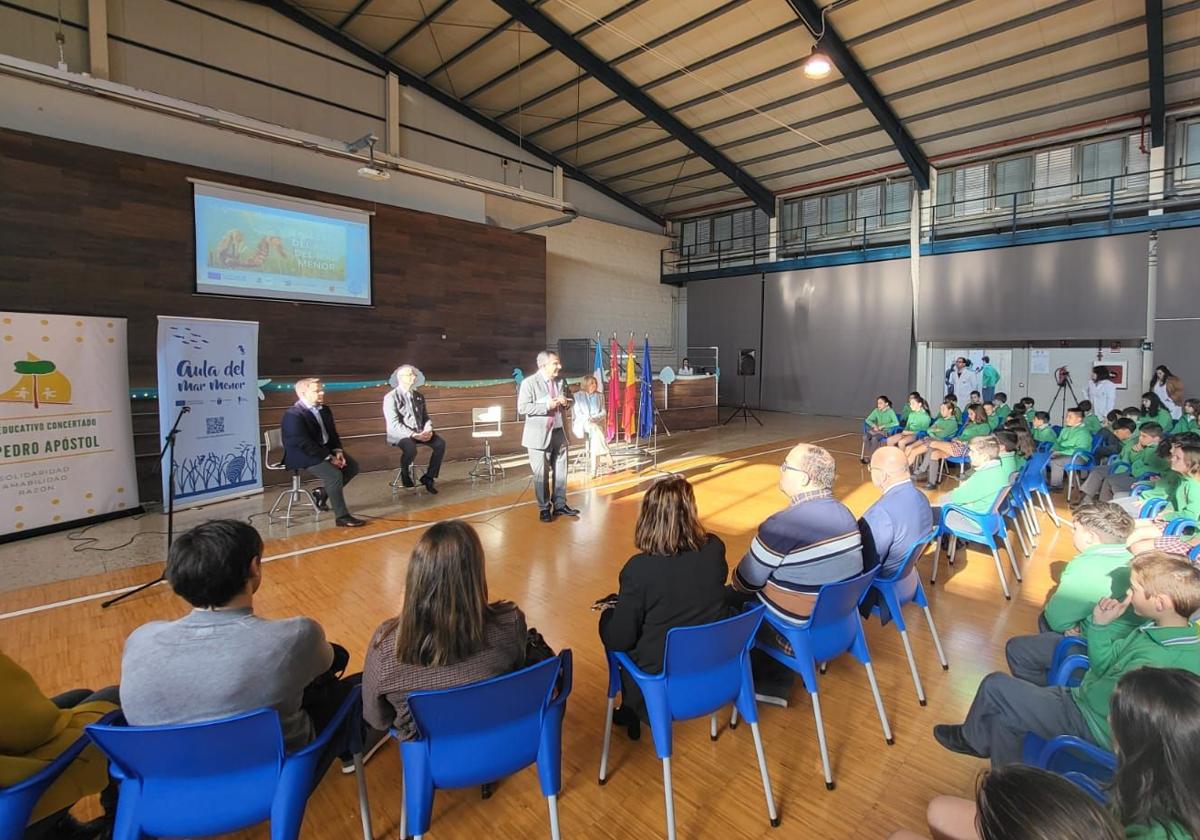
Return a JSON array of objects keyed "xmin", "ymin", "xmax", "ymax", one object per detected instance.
[
  {"xmin": 1085, "ymin": 366, "xmax": 1117, "ymax": 425},
  {"xmin": 947, "ymin": 357, "xmax": 979, "ymax": 402}
]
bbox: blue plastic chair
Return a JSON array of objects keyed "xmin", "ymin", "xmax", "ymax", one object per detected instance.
[
  {"xmin": 85, "ymin": 686, "xmax": 372, "ymax": 840},
  {"xmin": 1166, "ymin": 517, "xmax": 1198, "ymax": 536},
  {"xmin": 866, "ymin": 529, "xmax": 948, "ymax": 706},
  {"xmin": 600, "ymin": 607, "xmax": 778, "ymax": 839},
  {"xmin": 0, "ymin": 710, "xmax": 119, "ymax": 840},
  {"xmin": 1021, "ymin": 447, "xmax": 1061, "ymax": 529},
  {"xmin": 1021, "ymin": 733, "xmax": 1115, "ymax": 803},
  {"xmin": 399, "ymin": 651, "xmax": 572, "ymax": 840},
  {"xmin": 753, "ymin": 569, "xmax": 892, "ymax": 790},
  {"xmin": 1048, "ymin": 637, "xmax": 1089, "ymax": 687},
  {"xmin": 932, "ymin": 483, "xmax": 1022, "ymax": 600},
  {"xmin": 998, "ymin": 463, "xmax": 1034, "ymax": 559},
  {"xmin": 1062, "ymin": 433, "xmax": 1105, "ymax": 503}
]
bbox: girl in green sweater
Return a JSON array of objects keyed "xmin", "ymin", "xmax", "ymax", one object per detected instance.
[
  {"xmin": 1139, "ymin": 392, "xmax": 1174, "ymax": 431},
  {"xmin": 861, "ymin": 395, "xmax": 900, "ymax": 463},
  {"xmin": 1173, "ymin": 399, "xmax": 1200, "ymax": 436},
  {"xmin": 887, "ymin": 394, "xmax": 931, "ymax": 453}
]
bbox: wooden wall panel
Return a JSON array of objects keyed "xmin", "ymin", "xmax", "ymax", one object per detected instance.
[{"xmin": 0, "ymin": 128, "xmax": 547, "ymax": 385}]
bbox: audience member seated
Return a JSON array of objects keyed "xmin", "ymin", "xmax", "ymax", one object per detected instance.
[
  {"xmin": 597, "ymin": 475, "xmax": 728, "ymax": 738},
  {"xmin": 363, "ymin": 520, "xmax": 528, "ymax": 741},
  {"xmin": 1022, "ymin": 398, "xmax": 1037, "ymax": 425},
  {"xmin": 946, "ymin": 393, "xmax": 963, "ymax": 424},
  {"xmin": 1093, "ymin": 413, "xmax": 1134, "ymax": 463},
  {"xmin": 383, "ymin": 364, "xmax": 446, "ymax": 495},
  {"xmin": 1140, "ymin": 392, "xmax": 1173, "ymax": 431},
  {"xmin": 731, "ymin": 443, "xmax": 864, "ymax": 701},
  {"xmin": 1031, "ymin": 411, "xmax": 1056, "ymax": 446},
  {"xmin": 895, "ymin": 668, "xmax": 1200, "ymax": 840},
  {"xmin": 1, "ymin": 654, "xmax": 119, "ymax": 840},
  {"xmin": 1112, "ymin": 434, "xmax": 1198, "ymax": 518},
  {"xmin": 571, "ymin": 374, "xmax": 616, "ymax": 476},
  {"xmin": 932, "ymin": 551, "xmax": 1200, "ymax": 766},
  {"xmin": 904, "ymin": 400, "xmax": 959, "ymax": 485},
  {"xmin": 1077, "ymin": 423, "xmax": 1168, "ymax": 505},
  {"xmin": 857, "ymin": 446, "xmax": 934, "ymax": 618},
  {"xmin": 120, "ymin": 520, "xmax": 370, "ymax": 771},
  {"xmin": 925, "ymin": 403, "xmax": 992, "ymax": 488},
  {"xmin": 991, "ymin": 392, "xmax": 1011, "ymax": 425},
  {"xmin": 1173, "ymin": 398, "xmax": 1200, "ymax": 435},
  {"xmin": 1118, "ymin": 440, "xmax": 1200, "ymax": 532},
  {"xmin": 862, "ymin": 395, "xmax": 900, "ymax": 463},
  {"xmin": 934, "ymin": 436, "xmax": 1009, "ymax": 538},
  {"xmin": 1005, "ymin": 504, "xmax": 1136, "ymax": 683},
  {"xmin": 887, "ymin": 764, "xmax": 1122, "ymax": 840},
  {"xmin": 994, "ymin": 429, "xmax": 1031, "ymax": 477},
  {"xmin": 1046, "ymin": 407, "xmax": 1093, "ymax": 490},
  {"xmin": 888, "ymin": 394, "xmax": 932, "ymax": 451},
  {"xmin": 1078, "ymin": 399, "xmax": 1102, "ymax": 434}
]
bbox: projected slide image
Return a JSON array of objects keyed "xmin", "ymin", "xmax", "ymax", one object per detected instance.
[{"xmin": 194, "ymin": 181, "xmax": 373, "ymax": 306}]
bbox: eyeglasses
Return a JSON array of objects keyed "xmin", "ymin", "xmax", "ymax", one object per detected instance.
[{"xmin": 780, "ymin": 462, "xmax": 805, "ymax": 474}]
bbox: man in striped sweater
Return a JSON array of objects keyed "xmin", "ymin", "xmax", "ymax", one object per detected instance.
[{"xmin": 731, "ymin": 444, "xmax": 865, "ymax": 703}]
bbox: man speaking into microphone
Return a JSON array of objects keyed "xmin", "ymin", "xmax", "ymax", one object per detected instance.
[{"xmin": 518, "ymin": 350, "xmax": 579, "ymax": 522}]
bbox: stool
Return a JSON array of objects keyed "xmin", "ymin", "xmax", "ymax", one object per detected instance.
[
  {"xmin": 263, "ymin": 429, "xmax": 321, "ymax": 525},
  {"xmin": 389, "ymin": 463, "xmax": 427, "ymax": 492},
  {"xmin": 469, "ymin": 406, "xmax": 505, "ymax": 482}
]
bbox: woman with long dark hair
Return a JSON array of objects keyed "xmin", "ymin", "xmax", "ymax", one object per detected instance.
[
  {"xmin": 1087, "ymin": 366, "xmax": 1117, "ymax": 424},
  {"xmin": 598, "ymin": 474, "xmax": 728, "ymax": 738},
  {"xmin": 362, "ymin": 520, "xmax": 528, "ymax": 738},
  {"xmin": 1140, "ymin": 391, "xmax": 1173, "ymax": 431},
  {"xmin": 1152, "ymin": 365, "xmax": 1185, "ymax": 421}
]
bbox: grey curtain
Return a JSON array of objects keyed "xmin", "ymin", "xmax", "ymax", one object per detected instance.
[
  {"xmin": 1154, "ymin": 229, "xmax": 1200, "ymax": 393},
  {"xmin": 685, "ymin": 274, "xmax": 763, "ymax": 406}
]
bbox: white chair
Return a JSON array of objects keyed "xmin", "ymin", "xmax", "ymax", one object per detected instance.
[
  {"xmin": 469, "ymin": 406, "xmax": 505, "ymax": 481},
  {"xmin": 389, "ymin": 461, "xmax": 426, "ymax": 492},
  {"xmin": 263, "ymin": 429, "xmax": 320, "ymax": 524}
]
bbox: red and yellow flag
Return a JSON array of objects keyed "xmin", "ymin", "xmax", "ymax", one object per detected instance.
[{"xmin": 623, "ymin": 337, "xmax": 637, "ymax": 439}]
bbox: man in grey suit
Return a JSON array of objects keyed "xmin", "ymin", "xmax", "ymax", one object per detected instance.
[{"xmin": 518, "ymin": 350, "xmax": 580, "ymax": 522}]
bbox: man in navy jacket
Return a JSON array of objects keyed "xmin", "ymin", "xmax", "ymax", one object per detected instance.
[{"xmin": 281, "ymin": 378, "xmax": 364, "ymax": 527}]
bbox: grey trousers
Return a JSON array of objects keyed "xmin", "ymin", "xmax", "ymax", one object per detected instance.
[
  {"xmin": 305, "ymin": 454, "xmax": 360, "ymax": 518},
  {"xmin": 1079, "ymin": 465, "xmax": 1134, "ymax": 502},
  {"xmin": 961, "ymin": 672, "xmax": 1095, "ymax": 767},
  {"xmin": 1047, "ymin": 454, "xmax": 1072, "ymax": 490},
  {"xmin": 528, "ymin": 427, "xmax": 569, "ymax": 511},
  {"xmin": 1004, "ymin": 632, "xmax": 1065, "ymax": 686}
]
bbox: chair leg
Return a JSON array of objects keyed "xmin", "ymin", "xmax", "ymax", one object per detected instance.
[
  {"xmin": 710, "ymin": 712, "xmax": 718, "ymax": 741},
  {"xmin": 749, "ymin": 721, "xmax": 780, "ymax": 827},
  {"xmin": 923, "ymin": 606, "xmax": 949, "ymax": 670},
  {"xmin": 1066, "ymin": 471, "xmax": 1076, "ymax": 504},
  {"xmin": 731, "ymin": 705, "xmax": 739, "ymax": 729},
  {"xmin": 929, "ymin": 541, "xmax": 940, "ymax": 584},
  {"xmin": 400, "ymin": 777, "xmax": 408, "ymax": 840},
  {"xmin": 662, "ymin": 757, "xmax": 677, "ymax": 840},
  {"xmin": 1028, "ymin": 500, "xmax": 1042, "ymax": 535},
  {"xmin": 353, "ymin": 751, "xmax": 373, "ymax": 840},
  {"xmin": 947, "ymin": 537, "xmax": 958, "ymax": 567},
  {"xmin": 1003, "ymin": 534, "xmax": 1022, "ymax": 582},
  {"xmin": 1040, "ymin": 490, "xmax": 1061, "ymax": 528},
  {"xmin": 809, "ymin": 692, "xmax": 834, "ymax": 790},
  {"xmin": 989, "ymin": 547, "xmax": 1012, "ymax": 600},
  {"xmin": 898, "ymin": 628, "xmax": 926, "ymax": 706},
  {"xmin": 547, "ymin": 794, "xmax": 561, "ymax": 840},
  {"xmin": 1011, "ymin": 514, "xmax": 1031, "ymax": 558},
  {"xmin": 863, "ymin": 662, "xmax": 894, "ymax": 745},
  {"xmin": 599, "ymin": 696, "xmax": 615, "ymax": 784}
]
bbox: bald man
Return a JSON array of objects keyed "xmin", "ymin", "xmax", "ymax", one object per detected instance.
[{"xmin": 861, "ymin": 447, "xmax": 935, "ymax": 577}]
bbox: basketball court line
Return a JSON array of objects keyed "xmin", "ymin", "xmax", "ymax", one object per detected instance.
[{"xmin": 0, "ymin": 432, "xmax": 856, "ymax": 621}]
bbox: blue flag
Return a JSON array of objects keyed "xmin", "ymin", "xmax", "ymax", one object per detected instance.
[{"xmin": 638, "ymin": 336, "xmax": 654, "ymax": 438}]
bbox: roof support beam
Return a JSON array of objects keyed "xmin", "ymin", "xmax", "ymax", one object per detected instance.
[
  {"xmin": 1146, "ymin": 0, "xmax": 1166, "ymax": 147},
  {"xmin": 258, "ymin": 0, "xmax": 662, "ymax": 225},
  {"xmin": 422, "ymin": 0, "xmax": 551, "ymax": 81},
  {"xmin": 486, "ymin": 0, "xmax": 776, "ymax": 215},
  {"xmin": 383, "ymin": 0, "xmax": 458, "ymax": 56},
  {"xmin": 336, "ymin": 0, "xmax": 374, "ymax": 30},
  {"xmin": 784, "ymin": 0, "xmax": 929, "ymax": 189}
]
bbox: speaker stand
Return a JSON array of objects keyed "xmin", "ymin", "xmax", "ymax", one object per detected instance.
[{"xmin": 723, "ymin": 373, "xmax": 762, "ymax": 426}]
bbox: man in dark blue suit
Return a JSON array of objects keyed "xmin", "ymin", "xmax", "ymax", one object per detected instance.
[
  {"xmin": 281, "ymin": 378, "xmax": 364, "ymax": 527},
  {"xmin": 858, "ymin": 446, "xmax": 934, "ymax": 617}
]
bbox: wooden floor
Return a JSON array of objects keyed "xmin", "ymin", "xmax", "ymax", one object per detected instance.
[{"xmin": 1, "ymin": 423, "xmax": 1080, "ymax": 839}]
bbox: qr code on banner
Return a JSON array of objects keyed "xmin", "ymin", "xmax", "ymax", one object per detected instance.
[{"xmin": 206, "ymin": 416, "xmax": 225, "ymax": 435}]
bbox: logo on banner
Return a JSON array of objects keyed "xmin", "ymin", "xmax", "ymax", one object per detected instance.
[{"xmin": 1, "ymin": 353, "xmax": 72, "ymax": 408}]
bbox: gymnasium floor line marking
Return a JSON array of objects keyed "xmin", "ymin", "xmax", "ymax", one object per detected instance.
[{"xmin": 0, "ymin": 432, "xmax": 855, "ymax": 621}]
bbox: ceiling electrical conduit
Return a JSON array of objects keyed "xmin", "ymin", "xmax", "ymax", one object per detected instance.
[{"xmin": 0, "ymin": 54, "xmax": 578, "ymax": 226}]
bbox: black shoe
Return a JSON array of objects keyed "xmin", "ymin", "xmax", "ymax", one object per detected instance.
[
  {"xmin": 539, "ymin": 508, "xmax": 554, "ymax": 523},
  {"xmin": 611, "ymin": 705, "xmax": 641, "ymax": 741},
  {"xmin": 336, "ymin": 515, "xmax": 366, "ymax": 527},
  {"xmin": 400, "ymin": 469, "xmax": 415, "ymax": 489},
  {"xmin": 933, "ymin": 724, "xmax": 985, "ymax": 758},
  {"xmin": 341, "ymin": 726, "xmax": 390, "ymax": 774},
  {"xmin": 860, "ymin": 457, "xmax": 869, "ymax": 465},
  {"xmin": 480, "ymin": 781, "xmax": 496, "ymax": 799},
  {"xmin": 924, "ymin": 482, "xmax": 940, "ymax": 491},
  {"xmin": 553, "ymin": 504, "xmax": 580, "ymax": 517},
  {"xmin": 41, "ymin": 814, "xmax": 107, "ymax": 840},
  {"xmin": 420, "ymin": 475, "xmax": 438, "ymax": 494},
  {"xmin": 311, "ymin": 487, "xmax": 330, "ymax": 511}
]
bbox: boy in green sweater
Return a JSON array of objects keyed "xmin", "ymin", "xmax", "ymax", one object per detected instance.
[
  {"xmin": 1078, "ymin": 399, "xmax": 1102, "ymax": 434},
  {"xmin": 1047, "ymin": 407, "xmax": 1095, "ymax": 490},
  {"xmin": 992, "ymin": 392, "xmax": 1011, "ymax": 424},
  {"xmin": 1077, "ymin": 423, "xmax": 1167, "ymax": 505},
  {"xmin": 935, "ymin": 551, "xmax": 1200, "ymax": 766},
  {"xmin": 1030, "ymin": 411, "xmax": 1057, "ymax": 445}
]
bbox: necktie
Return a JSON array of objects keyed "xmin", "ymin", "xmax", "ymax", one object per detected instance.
[
  {"xmin": 547, "ymin": 378, "xmax": 557, "ymax": 430},
  {"xmin": 311, "ymin": 406, "xmax": 329, "ymax": 444}
]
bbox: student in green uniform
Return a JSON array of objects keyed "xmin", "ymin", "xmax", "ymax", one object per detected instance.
[
  {"xmin": 1095, "ymin": 412, "xmax": 1132, "ymax": 462},
  {"xmin": 945, "ymin": 393, "xmax": 963, "ymax": 424},
  {"xmin": 861, "ymin": 395, "xmax": 900, "ymax": 463},
  {"xmin": 992, "ymin": 392, "xmax": 1011, "ymax": 424},
  {"xmin": 1111, "ymin": 434, "xmax": 1200, "ymax": 518},
  {"xmin": 983, "ymin": 401, "xmax": 1000, "ymax": 431},
  {"xmin": 1108, "ymin": 667, "xmax": 1200, "ymax": 840},
  {"xmin": 896, "ymin": 390, "xmax": 921, "ymax": 424},
  {"xmin": 1173, "ymin": 398, "xmax": 1200, "ymax": 435},
  {"xmin": 934, "ymin": 551, "xmax": 1200, "ymax": 766},
  {"xmin": 1146, "ymin": 442, "xmax": 1200, "ymax": 525},
  {"xmin": 1031, "ymin": 411, "xmax": 1057, "ymax": 445},
  {"xmin": 905, "ymin": 400, "xmax": 959, "ymax": 478},
  {"xmin": 1078, "ymin": 423, "xmax": 1170, "ymax": 505},
  {"xmin": 921, "ymin": 403, "xmax": 992, "ymax": 487},
  {"xmin": 936, "ymin": 434, "xmax": 1010, "ymax": 514},
  {"xmin": 1047, "ymin": 407, "xmax": 1096, "ymax": 490},
  {"xmin": 1023, "ymin": 397, "xmax": 1038, "ymax": 425},
  {"xmin": 1139, "ymin": 392, "xmax": 1174, "ymax": 431},
  {"xmin": 887, "ymin": 394, "xmax": 932, "ymax": 452},
  {"xmin": 1078, "ymin": 399, "xmax": 1103, "ymax": 434}
]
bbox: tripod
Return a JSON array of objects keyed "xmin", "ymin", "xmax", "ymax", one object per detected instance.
[
  {"xmin": 722, "ymin": 373, "xmax": 762, "ymax": 426},
  {"xmin": 102, "ymin": 405, "xmax": 189, "ymax": 609},
  {"xmin": 1047, "ymin": 375, "xmax": 1079, "ymax": 428}
]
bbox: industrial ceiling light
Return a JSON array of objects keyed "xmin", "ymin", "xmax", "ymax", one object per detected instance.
[
  {"xmin": 803, "ymin": 43, "xmax": 831, "ymax": 79},
  {"xmin": 346, "ymin": 133, "xmax": 390, "ymax": 181}
]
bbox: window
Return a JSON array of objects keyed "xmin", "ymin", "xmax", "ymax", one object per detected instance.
[
  {"xmin": 1079, "ymin": 137, "xmax": 1125, "ymax": 195},
  {"xmin": 994, "ymin": 156, "xmax": 1033, "ymax": 207},
  {"xmin": 680, "ymin": 220, "xmax": 697, "ymax": 255},
  {"xmin": 954, "ymin": 164, "xmax": 990, "ymax": 215},
  {"xmin": 884, "ymin": 179, "xmax": 912, "ymax": 226},
  {"xmin": 823, "ymin": 191, "xmax": 850, "ymax": 234},
  {"xmin": 935, "ymin": 171, "xmax": 954, "ymax": 220},
  {"xmin": 1183, "ymin": 120, "xmax": 1200, "ymax": 181},
  {"xmin": 1125, "ymin": 135, "xmax": 1149, "ymax": 192},
  {"xmin": 856, "ymin": 184, "xmax": 881, "ymax": 231},
  {"xmin": 712, "ymin": 214, "xmax": 732, "ymax": 253},
  {"xmin": 1034, "ymin": 147, "xmax": 1074, "ymax": 205}
]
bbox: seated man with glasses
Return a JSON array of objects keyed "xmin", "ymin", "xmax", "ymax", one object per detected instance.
[{"xmin": 730, "ymin": 443, "xmax": 866, "ymax": 703}]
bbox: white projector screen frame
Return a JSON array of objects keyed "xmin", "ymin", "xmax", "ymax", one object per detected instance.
[{"xmin": 191, "ymin": 179, "xmax": 374, "ymax": 307}]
